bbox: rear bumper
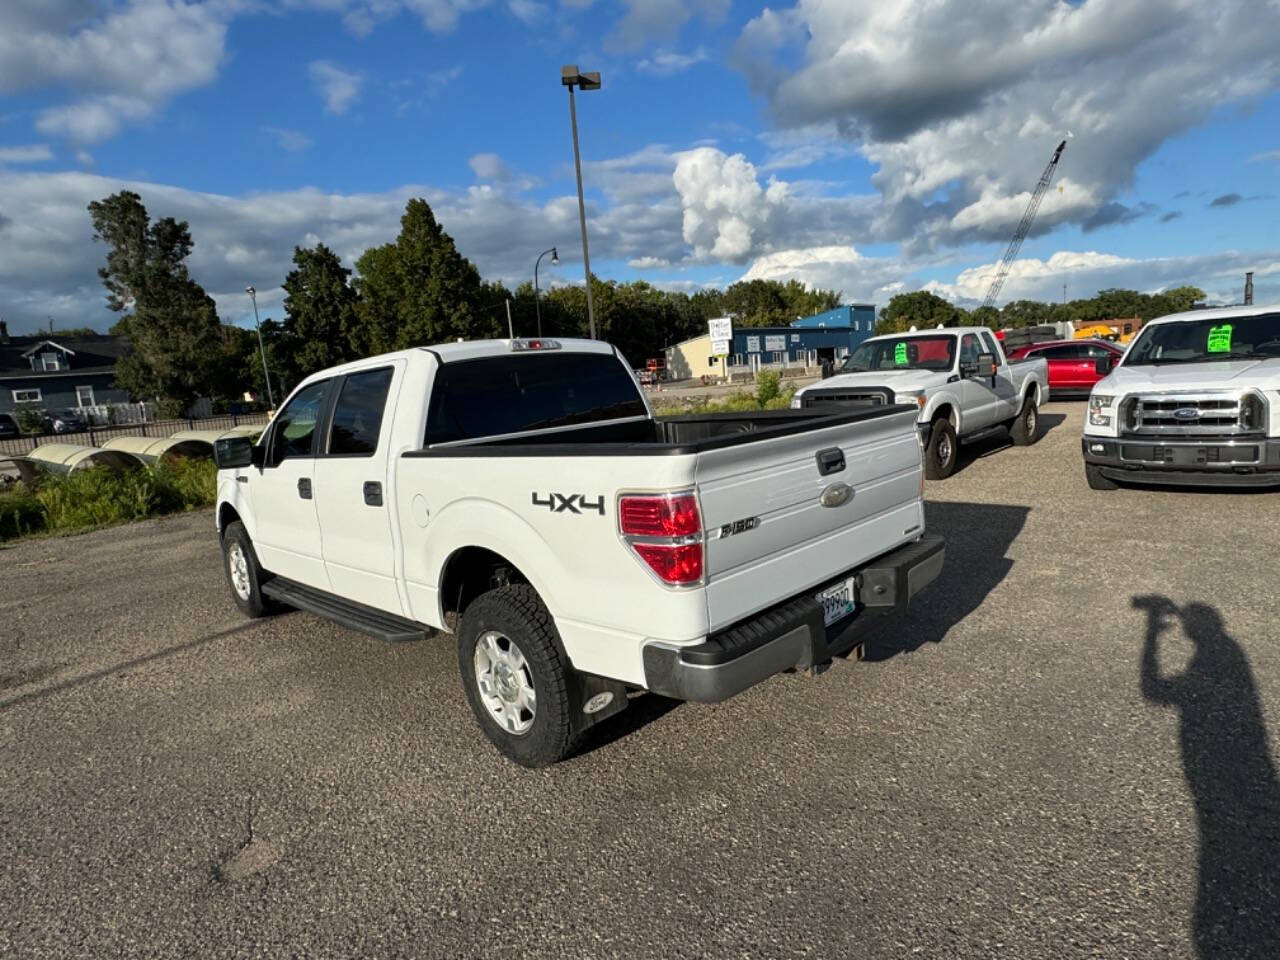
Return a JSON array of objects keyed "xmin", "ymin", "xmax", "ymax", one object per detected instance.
[
  {"xmin": 1082, "ymin": 436, "xmax": 1280, "ymax": 487},
  {"xmin": 641, "ymin": 535, "xmax": 945, "ymax": 703}
]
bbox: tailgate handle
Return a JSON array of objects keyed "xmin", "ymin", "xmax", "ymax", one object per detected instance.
[{"xmin": 816, "ymin": 447, "xmax": 845, "ymax": 476}]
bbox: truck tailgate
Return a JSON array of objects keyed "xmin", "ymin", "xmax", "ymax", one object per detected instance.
[{"xmin": 696, "ymin": 406, "xmax": 925, "ymax": 632}]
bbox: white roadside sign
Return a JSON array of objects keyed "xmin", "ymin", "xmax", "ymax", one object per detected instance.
[{"xmin": 708, "ymin": 317, "xmax": 732, "ymax": 356}]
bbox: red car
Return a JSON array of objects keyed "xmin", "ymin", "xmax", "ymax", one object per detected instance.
[{"xmin": 1004, "ymin": 339, "xmax": 1123, "ymax": 399}]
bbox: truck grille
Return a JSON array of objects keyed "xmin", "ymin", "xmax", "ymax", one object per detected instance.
[
  {"xmin": 1120, "ymin": 392, "xmax": 1266, "ymax": 436},
  {"xmin": 802, "ymin": 387, "xmax": 893, "ymax": 409}
]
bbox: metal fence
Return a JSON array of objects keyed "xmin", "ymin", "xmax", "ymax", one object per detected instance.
[{"xmin": 0, "ymin": 412, "xmax": 271, "ymax": 459}]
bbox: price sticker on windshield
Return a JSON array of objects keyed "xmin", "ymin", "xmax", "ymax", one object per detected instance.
[
  {"xmin": 894, "ymin": 342, "xmax": 909, "ymax": 365},
  {"xmin": 1207, "ymin": 324, "xmax": 1232, "ymax": 353}
]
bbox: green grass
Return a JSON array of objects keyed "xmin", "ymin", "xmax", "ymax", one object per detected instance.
[
  {"xmin": 651, "ymin": 380, "xmax": 798, "ymax": 417},
  {"xmin": 0, "ymin": 457, "xmax": 218, "ymax": 543}
]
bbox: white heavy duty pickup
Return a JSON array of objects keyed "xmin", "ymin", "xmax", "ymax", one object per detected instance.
[
  {"xmin": 213, "ymin": 338, "xmax": 943, "ymax": 766},
  {"xmin": 792, "ymin": 326, "xmax": 1049, "ymax": 479},
  {"xmin": 1082, "ymin": 304, "xmax": 1280, "ymax": 490}
]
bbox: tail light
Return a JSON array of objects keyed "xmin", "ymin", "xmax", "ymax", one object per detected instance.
[{"xmin": 619, "ymin": 492, "xmax": 703, "ymax": 585}]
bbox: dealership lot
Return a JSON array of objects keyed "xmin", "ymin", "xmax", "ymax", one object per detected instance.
[{"xmin": 3, "ymin": 401, "xmax": 1278, "ymax": 959}]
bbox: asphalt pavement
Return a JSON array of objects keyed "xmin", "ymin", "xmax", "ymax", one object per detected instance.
[{"xmin": 3, "ymin": 401, "xmax": 1279, "ymax": 959}]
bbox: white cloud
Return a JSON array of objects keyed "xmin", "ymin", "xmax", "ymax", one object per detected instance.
[
  {"xmin": 734, "ymin": 0, "xmax": 1280, "ymax": 247},
  {"xmin": 609, "ymin": 0, "xmax": 729, "ymax": 50},
  {"xmin": 628, "ymin": 256, "xmax": 671, "ymax": 269},
  {"xmin": 309, "ymin": 61, "xmax": 364, "ymax": 114},
  {"xmin": 741, "ymin": 246, "xmax": 905, "ymax": 302},
  {"xmin": 75, "ymin": 150, "xmax": 94, "ymax": 167},
  {"xmin": 263, "ymin": 127, "xmax": 315, "ymax": 152},
  {"xmin": 3, "ymin": 0, "xmax": 230, "ymax": 143},
  {"xmin": 469, "ymin": 153, "xmax": 511, "ymax": 180},
  {"xmin": 507, "ymin": 0, "xmax": 546, "ymax": 24},
  {"xmin": 0, "ymin": 144, "xmax": 54, "ymax": 165},
  {"xmin": 672, "ymin": 148, "xmax": 788, "ymax": 261},
  {"xmin": 636, "ymin": 48, "xmax": 709, "ymax": 76}
]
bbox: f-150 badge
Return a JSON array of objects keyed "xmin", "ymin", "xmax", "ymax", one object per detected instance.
[
  {"xmin": 532, "ymin": 492, "xmax": 605, "ymax": 515},
  {"xmin": 718, "ymin": 516, "xmax": 760, "ymax": 538}
]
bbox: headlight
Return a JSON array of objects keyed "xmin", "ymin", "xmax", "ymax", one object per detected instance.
[
  {"xmin": 1088, "ymin": 394, "xmax": 1114, "ymax": 427},
  {"xmin": 896, "ymin": 390, "xmax": 928, "ymax": 409},
  {"xmin": 790, "ymin": 395, "xmax": 803, "ymax": 409}
]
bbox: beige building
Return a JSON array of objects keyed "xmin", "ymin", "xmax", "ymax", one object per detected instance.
[{"xmin": 665, "ymin": 333, "xmax": 728, "ymax": 382}]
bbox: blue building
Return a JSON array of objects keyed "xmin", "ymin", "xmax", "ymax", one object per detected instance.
[
  {"xmin": 792, "ymin": 303, "xmax": 876, "ymax": 332},
  {"xmin": 663, "ymin": 305, "xmax": 879, "ymax": 380},
  {"xmin": 0, "ymin": 324, "xmax": 132, "ymax": 416}
]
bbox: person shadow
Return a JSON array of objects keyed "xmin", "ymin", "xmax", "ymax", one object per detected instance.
[{"xmin": 1134, "ymin": 596, "xmax": 1280, "ymax": 958}]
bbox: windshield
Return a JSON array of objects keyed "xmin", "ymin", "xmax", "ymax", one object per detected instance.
[
  {"xmin": 1124, "ymin": 312, "xmax": 1280, "ymax": 366},
  {"xmin": 841, "ymin": 335, "xmax": 955, "ymax": 373}
]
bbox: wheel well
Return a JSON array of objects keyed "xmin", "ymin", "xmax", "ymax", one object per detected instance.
[
  {"xmin": 931, "ymin": 403, "xmax": 956, "ymax": 429},
  {"xmin": 440, "ymin": 547, "xmax": 531, "ymax": 624},
  {"xmin": 217, "ymin": 503, "xmax": 240, "ymax": 536},
  {"xmin": 1025, "ymin": 383, "xmax": 1040, "ymax": 407}
]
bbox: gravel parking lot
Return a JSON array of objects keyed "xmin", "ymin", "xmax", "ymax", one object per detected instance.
[{"xmin": 3, "ymin": 400, "xmax": 1278, "ymax": 959}]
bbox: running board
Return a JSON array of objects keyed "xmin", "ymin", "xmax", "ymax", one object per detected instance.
[{"xmin": 261, "ymin": 577, "xmax": 433, "ymax": 643}]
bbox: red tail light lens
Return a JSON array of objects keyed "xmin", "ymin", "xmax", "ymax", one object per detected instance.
[
  {"xmin": 631, "ymin": 542, "xmax": 703, "ymax": 584},
  {"xmin": 619, "ymin": 492, "xmax": 703, "ymax": 585},
  {"xmin": 619, "ymin": 493, "xmax": 701, "ymax": 537}
]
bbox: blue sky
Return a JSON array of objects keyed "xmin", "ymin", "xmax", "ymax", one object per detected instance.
[{"xmin": 1, "ymin": 0, "xmax": 1278, "ymax": 334}]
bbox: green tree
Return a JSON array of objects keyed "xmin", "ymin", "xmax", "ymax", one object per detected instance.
[
  {"xmin": 878, "ymin": 291, "xmax": 964, "ymax": 332},
  {"xmin": 88, "ymin": 191, "xmax": 227, "ymax": 413},
  {"xmin": 353, "ymin": 199, "xmax": 494, "ymax": 353},
  {"xmin": 281, "ymin": 243, "xmax": 362, "ymax": 379}
]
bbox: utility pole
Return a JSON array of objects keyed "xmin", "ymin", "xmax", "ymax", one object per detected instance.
[
  {"xmin": 561, "ymin": 65, "xmax": 601, "ymax": 339},
  {"xmin": 245, "ymin": 286, "xmax": 275, "ymax": 409},
  {"xmin": 1245, "ymin": 271, "xmax": 1254, "ymax": 306},
  {"xmin": 505, "ymin": 298, "xmax": 514, "ymax": 339}
]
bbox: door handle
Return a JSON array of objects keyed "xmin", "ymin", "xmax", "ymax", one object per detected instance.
[
  {"xmin": 363, "ymin": 481, "xmax": 383, "ymax": 507},
  {"xmin": 297, "ymin": 477, "xmax": 312, "ymax": 499}
]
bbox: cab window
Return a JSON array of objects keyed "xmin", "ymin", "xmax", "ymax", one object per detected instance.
[
  {"xmin": 268, "ymin": 380, "xmax": 329, "ymax": 466},
  {"xmin": 978, "ymin": 331, "xmax": 1003, "ymax": 365},
  {"xmin": 327, "ymin": 368, "xmax": 394, "ymax": 456}
]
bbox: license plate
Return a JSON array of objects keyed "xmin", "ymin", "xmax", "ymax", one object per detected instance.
[{"xmin": 816, "ymin": 578, "xmax": 857, "ymax": 627}]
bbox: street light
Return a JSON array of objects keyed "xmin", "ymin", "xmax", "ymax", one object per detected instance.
[
  {"xmin": 245, "ymin": 286, "xmax": 275, "ymax": 409},
  {"xmin": 561, "ymin": 64, "xmax": 600, "ymax": 340},
  {"xmin": 534, "ymin": 246, "xmax": 559, "ymax": 337}
]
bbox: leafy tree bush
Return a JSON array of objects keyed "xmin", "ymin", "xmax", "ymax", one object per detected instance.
[{"xmin": 755, "ymin": 370, "xmax": 781, "ymax": 405}]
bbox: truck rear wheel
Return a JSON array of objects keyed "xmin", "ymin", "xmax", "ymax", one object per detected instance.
[
  {"xmin": 1085, "ymin": 462, "xmax": 1120, "ymax": 490},
  {"xmin": 457, "ymin": 584, "xmax": 580, "ymax": 768},
  {"xmin": 1010, "ymin": 395, "xmax": 1040, "ymax": 446},
  {"xmin": 924, "ymin": 418, "xmax": 958, "ymax": 480}
]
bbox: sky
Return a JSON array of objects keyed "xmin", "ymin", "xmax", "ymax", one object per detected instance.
[{"xmin": 0, "ymin": 0, "xmax": 1278, "ymax": 335}]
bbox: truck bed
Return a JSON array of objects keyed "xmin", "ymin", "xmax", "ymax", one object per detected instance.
[{"xmin": 404, "ymin": 404, "xmax": 918, "ymax": 458}]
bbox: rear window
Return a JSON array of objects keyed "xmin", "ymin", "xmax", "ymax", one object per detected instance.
[{"xmin": 426, "ymin": 351, "xmax": 647, "ymax": 444}]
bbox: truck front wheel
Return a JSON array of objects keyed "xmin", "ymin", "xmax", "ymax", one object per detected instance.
[
  {"xmin": 220, "ymin": 520, "xmax": 274, "ymax": 618},
  {"xmin": 457, "ymin": 585, "xmax": 580, "ymax": 768},
  {"xmin": 1085, "ymin": 462, "xmax": 1119, "ymax": 490},
  {"xmin": 924, "ymin": 418, "xmax": 958, "ymax": 480}
]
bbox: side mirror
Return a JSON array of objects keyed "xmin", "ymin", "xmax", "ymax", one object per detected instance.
[
  {"xmin": 1095, "ymin": 356, "xmax": 1115, "ymax": 375},
  {"xmin": 214, "ymin": 435, "xmax": 255, "ymax": 470},
  {"xmin": 975, "ymin": 353, "xmax": 996, "ymax": 378}
]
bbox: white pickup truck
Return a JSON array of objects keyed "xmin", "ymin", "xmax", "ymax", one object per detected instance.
[
  {"xmin": 212, "ymin": 338, "xmax": 944, "ymax": 766},
  {"xmin": 792, "ymin": 326, "xmax": 1049, "ymax": 479},
  {"xmin": 1082, "ymin": 304, "xmax": 1280, "ymax": 489}
]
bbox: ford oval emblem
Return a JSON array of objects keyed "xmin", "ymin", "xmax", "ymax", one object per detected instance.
[
  {"xmin": 820, "ymin": 482, "xmax": 854, "ymax": 508},
  {"xmin": 1172, "ymin": 407, "xmax": 1200, "ymax": 420}
]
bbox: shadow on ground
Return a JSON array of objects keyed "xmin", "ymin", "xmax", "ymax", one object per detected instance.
[
  {"xmin": 951, "ymin": 412, "xmax": 1067, "ymax": 476},
  {"xmin": 1134, "ymin": 596, "xmax": 1280, "ymax": 959},
  {"xmin": 862, "ymin": 500, "xmax": 1030, "ymax": 661}
]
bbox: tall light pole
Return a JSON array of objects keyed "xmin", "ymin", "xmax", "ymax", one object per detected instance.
[
  {"xmin": 534, "ymin": 246, "xmax": 559, "ymax": 337},
  {"xmin": 245, "ymin": 286, "xmax": 275, "ymax": 409},
  {"xmin": 561, "ymin": 65, "xmax": 600, "ymax": 339}
]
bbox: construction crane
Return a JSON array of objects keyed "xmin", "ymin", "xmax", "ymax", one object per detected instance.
[{"xmin": 982, "ymin": 137, "xmax": 1069, "ymax": 309}]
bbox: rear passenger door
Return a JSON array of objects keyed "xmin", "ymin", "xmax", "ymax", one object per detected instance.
[{"xmin": 312, "ymin": 363, "xmax": 404, "ymax": 615}]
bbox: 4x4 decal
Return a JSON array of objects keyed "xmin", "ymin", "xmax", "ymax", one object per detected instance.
[{"xmin": 531, "ymin": 492, "xmax": 606, "ymax": 515}]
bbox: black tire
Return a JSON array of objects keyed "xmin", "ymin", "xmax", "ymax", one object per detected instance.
[
  {"xmin": 457, "ymin": 584, "xmax": 580, "ymax": 768},
  {"xmin": 1085, "ymin": 462, "xmax": 1120, "ymax": 491},
  {"xmin": 1010, "ymin": 394, "xmax": 1040, "ymax": 446},
  {"xmin": 924, "ymin": 418, "xmax": 958, "ymax": 480},
  {"xmin": 221, "ymin": 520, "xmax": 274, "ymax": 618}
]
